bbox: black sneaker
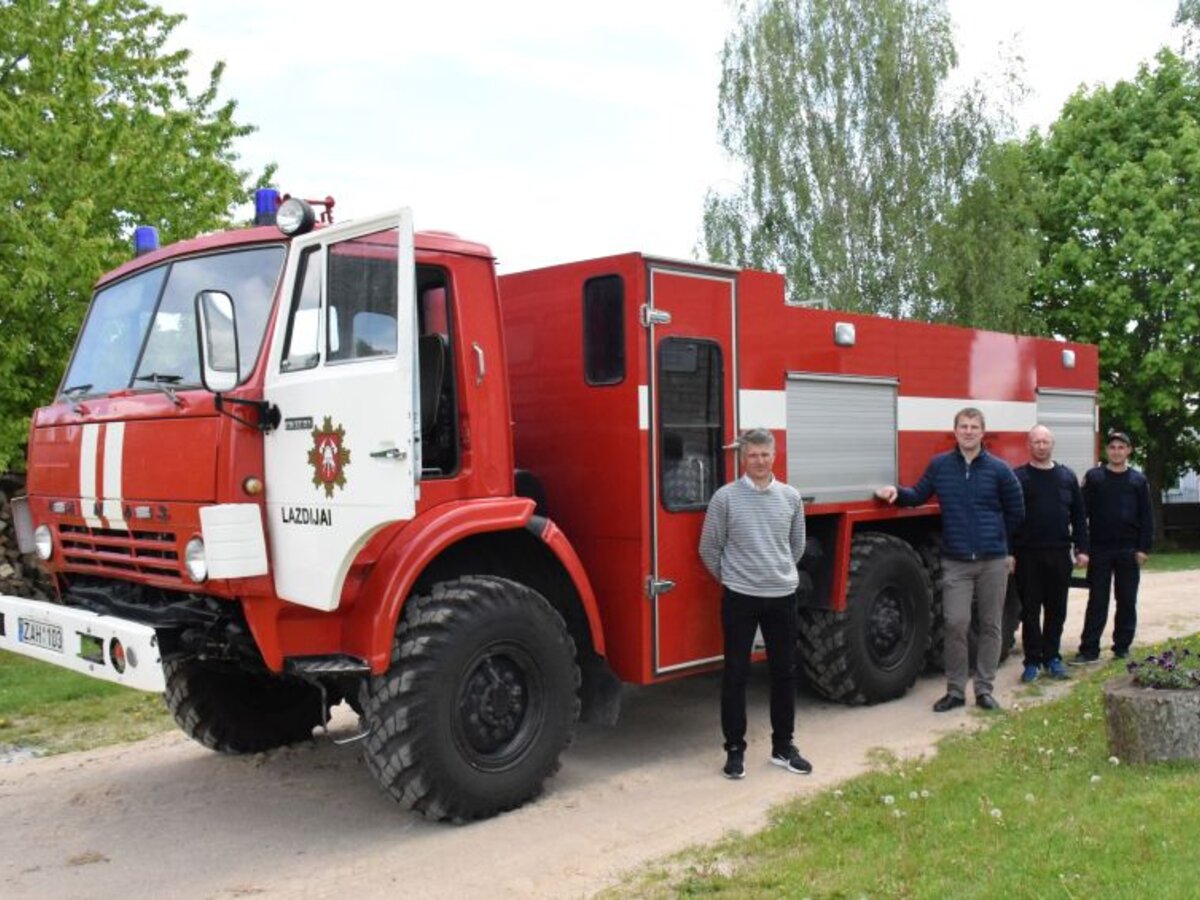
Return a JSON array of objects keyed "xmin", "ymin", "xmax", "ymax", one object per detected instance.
[
  {"xmin": 770, "ymin": 744, "xmax": 813, "ymax": 775},
  {"xmin": 723, "ymin": 749, "xmax": 745, "ymax": 780},
  {"xmin": 1113, "ymin": 649, "xmax": 1130, "ymax": 660},
  {"xmin": 1069, "ymin": 653, "xmax": 1100, "ymax": 666}
]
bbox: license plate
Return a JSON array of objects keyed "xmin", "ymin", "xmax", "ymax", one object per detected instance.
[{"xmin": 18, "ymin": 617, "xmax": 63, "ymax": 654}]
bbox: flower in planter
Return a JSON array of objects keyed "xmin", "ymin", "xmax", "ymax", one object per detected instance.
[{"xmin": 1126, "ymin": 646, "xmax": 1200, "ymax": 690}]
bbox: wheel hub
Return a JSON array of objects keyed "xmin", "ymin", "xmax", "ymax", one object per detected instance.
[
  {"xmin": 461, "ymin": 656, "xmax": 528, "ymax": 754},
  {"xmin": 868, "ymin": 588, "xmax": 909, "ymax": 667}
]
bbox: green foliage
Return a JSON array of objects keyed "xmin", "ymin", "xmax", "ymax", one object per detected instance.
[
  {"xmin": 702, "ymin": 0, "xmax": 1015, "ymax": 320},
  {"xmin": 0, "ymin": 0, "xmax": 272, "ymax": 471},
  {"xmin": 1029, "ymin": 49, "xmax": 1200, "ymax": 502},
  {"xmin": 928, "ymin": 140, "xmax": 1044, "ymax": 333},
  {"xmin": 615, "ymin": 639, "xmax": 1200, "ymax": 898},
  {"xmin": 1126, "ymin": 645, "xmax": 1200, "ymax": 689}
]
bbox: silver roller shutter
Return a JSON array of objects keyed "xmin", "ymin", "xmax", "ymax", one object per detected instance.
[
  {"xmin": 786, "ymin": 373, "xmax": 897, "ymax": 503},
  {"xmin": 1036, "ymin": 390, "xmax": 1097, "ymax": 483}
]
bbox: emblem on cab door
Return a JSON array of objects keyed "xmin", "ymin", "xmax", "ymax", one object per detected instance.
[{"xmin": 307, "ymin": 416, "xmax": 351, "ymax": 498}]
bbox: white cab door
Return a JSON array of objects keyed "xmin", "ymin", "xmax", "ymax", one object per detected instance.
[{"xmin": 263, "ymin": 210, "xmax": 418, "ymax": 610}]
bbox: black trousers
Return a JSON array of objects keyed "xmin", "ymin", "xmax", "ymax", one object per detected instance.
[
  {"xmin": 720, "ymin": 588, "xmax": 797, "ymax": 753},
  {"xmin": 1080, "ymin": 546, "xmax": 1141, "ymax": 657},
  {"xmin": 1014, "ymin": 547, "xmax": 1074, "ymax": 667}
]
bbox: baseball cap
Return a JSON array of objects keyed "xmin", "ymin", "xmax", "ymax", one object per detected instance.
[{"xmin": 1106, "ymin": 430, "xmax": 1132, "ymax": 447}]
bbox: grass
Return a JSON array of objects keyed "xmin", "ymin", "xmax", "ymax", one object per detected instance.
[
  {"xmin": 1143, "ymin": 551, "xmax": 1200, "ymax": 572},
  {"xmin": 615, "ymin": 634, "xmax": 1200, "ymax": 899},
  {"xmin": 0, "ymin": 653, "xmax": 174, "ymax": 756}
]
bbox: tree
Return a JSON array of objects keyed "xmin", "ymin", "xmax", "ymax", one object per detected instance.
[
  {"xmin": 0, "ymin": 0, "xmax": 271, "ymax": 471},
  {"xmin": 1030, "ymin": 48, "xmax": 1200, "ymax": 532},
  {"xmin": 702, "ymin": 0, "xmax": 1004, "ymax": 317},
  {"xmin": 927, "ymin": 139, "xmax": 1044, "ymax": 333}
]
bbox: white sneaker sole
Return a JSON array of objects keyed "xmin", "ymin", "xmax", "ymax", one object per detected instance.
[
  {"xmin": 770, "ymin": 757, "xmax": 813, "ymax": 775},
  {"xmin": 723, "ymin": 769, "xmax": 746, "ymax": 780}
]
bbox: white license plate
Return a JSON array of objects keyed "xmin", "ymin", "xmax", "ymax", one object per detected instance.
[{"xmin": 18, "ymin": 617, "xmax": 63, "ymax": 653}]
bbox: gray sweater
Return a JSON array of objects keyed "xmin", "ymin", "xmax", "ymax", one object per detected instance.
[{"xmin": 699, "ymin": 476, "xmax": 806, "ymax": 597}]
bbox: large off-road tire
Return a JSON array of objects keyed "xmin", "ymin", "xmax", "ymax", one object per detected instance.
[
  {"xmin": 163, "ymin": 659, "xmax": 324, "ymax": 754},
  {"xmin": 798, "ymin": 533, "xmax": 932, "ymax": 705},
  {"xmin": 361, "ymin": 575, "xmax": 580, "ymax": 822}
]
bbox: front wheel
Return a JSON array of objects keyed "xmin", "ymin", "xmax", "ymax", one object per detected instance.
[
  {"xmin": 164, "ymin": 659, "xmax": 324, "ymax": 754},
  {"xmin": 360, "ymin": 575, "xmax": 580, "ymax": 821},
  {"xmin": 798, "ymin": 533, "xmax": 932, "ymax": 705}
]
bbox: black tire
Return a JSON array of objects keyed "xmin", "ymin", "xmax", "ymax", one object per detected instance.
[
  {"xmin": 920, "ymin": 542, "xmax": 946, "ymax": 671},
  {"xmin": 163, "ymin": 659, "xmax": 324, "ymax": 754},
  {"xmin": 361, "ymin": 575, "xmax": 580, "ymax": 822},
  {"xmin": 798, "ymin": 533, "xmax": 932, "ymax": 705}
]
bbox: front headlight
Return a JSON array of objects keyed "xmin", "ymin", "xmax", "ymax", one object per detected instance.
[
  {"xmin": 184, "ymin": 537, "xmax": 208, "ymax": 582},
  {"xmin": 33, "ymin": 524, "xmax": 53, "ymax": 560},
  {"xmin": 276, "ymin": 197, "xmax": 316, "ymax": 236}
]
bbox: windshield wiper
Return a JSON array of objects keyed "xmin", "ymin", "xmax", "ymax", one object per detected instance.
[
  {"xmin": 135, "ymin": 373, "xmax": 184, "ymax": 407},
  {"xmin": 60, "ymin": 383, "xmax": 93, "ymax": 413},
  {"xmin": 60, "ymin": 383, "xmax": 93, "ymax": 399}
]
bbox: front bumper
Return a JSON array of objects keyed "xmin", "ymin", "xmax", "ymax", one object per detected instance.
[{"xmin": 0, "ymin": 594, "xmax": 165, "ymax": 692}]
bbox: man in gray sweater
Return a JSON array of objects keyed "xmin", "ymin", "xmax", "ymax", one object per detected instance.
[{"xmin": 699, "ymin": 428, "xmax": 810, "ymax": 780}]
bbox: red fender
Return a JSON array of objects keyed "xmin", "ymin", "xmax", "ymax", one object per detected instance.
[{"xmin": 343, "ymin": 497, "xmax": 606, "ymax": 672}]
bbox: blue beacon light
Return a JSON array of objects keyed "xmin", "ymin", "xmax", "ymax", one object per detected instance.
[
  {"xmin": 133, "ymin": 225, "xmax": 159, "ymax": 256},
  {"xmin": 255, "ymin": 188, "xmax": 281, "ymax": 226}
]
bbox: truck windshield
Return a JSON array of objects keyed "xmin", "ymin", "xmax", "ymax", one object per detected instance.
[{"xmin": 62, "ymin": 246, "xmax": 286, "ymax": 397}]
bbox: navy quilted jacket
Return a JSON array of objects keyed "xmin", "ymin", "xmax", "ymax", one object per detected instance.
[{"xmin": 897, "ymin": 448, "xmax": 1025, "ymax": 561}]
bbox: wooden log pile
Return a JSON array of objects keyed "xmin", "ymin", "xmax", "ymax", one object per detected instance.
[{"xmin": 0, "ymin": 473, "xmax": 54, "ymax": 601}]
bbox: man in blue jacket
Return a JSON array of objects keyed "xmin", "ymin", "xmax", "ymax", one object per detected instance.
[{"xmin": 875, "ymin": 407, "xmax": 1025, "ymax": 712}]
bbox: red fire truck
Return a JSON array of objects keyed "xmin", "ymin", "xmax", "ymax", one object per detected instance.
[{"xmin": 0, "ymin": 191, "xmax": 1098, "ymax": 820}]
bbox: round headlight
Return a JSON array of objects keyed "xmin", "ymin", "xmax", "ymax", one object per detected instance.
[
  {"xmin": 34, "ymin": 524, "xmax": 53, "ymax": 560},
  {"xmin": 184, "ymin": 536, "xmax": 208, "ymax": 583},
  {"xmin": 276, "ymin": 197, "xmax": 316, "ymax": 236}
]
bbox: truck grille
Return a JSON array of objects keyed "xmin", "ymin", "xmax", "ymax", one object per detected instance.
[{"xmin": 58, "ymin": 524, "xmax": 182, "ymax": 582}]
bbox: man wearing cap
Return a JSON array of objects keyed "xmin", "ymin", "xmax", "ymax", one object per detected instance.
[{"xmin": 1073, "ymin": 431, "xmax": 1154, "ymax": 664}]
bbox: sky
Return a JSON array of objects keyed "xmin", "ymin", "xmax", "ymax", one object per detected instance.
[{"xmin": 161, "ymin": 0, "xmax": 1186, "ymax": 273}]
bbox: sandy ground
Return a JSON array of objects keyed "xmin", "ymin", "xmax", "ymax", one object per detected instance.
[{"xmin": 2, "ymin": 570, "xmax": 1197, "ymax": 900}]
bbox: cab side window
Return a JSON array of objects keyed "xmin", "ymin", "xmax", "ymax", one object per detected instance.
[
  {"xmin": 659, "ymin": 338, "xmax": 724, "ymax": 511},
  {"xmin": 417, "ymin": 268, "xmax": 458, "ymax": 476}
]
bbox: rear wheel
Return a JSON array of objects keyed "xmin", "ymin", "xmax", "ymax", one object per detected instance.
[
  {"xmin": 799, "ymin": 533, "xmax": 931, "ymax": 704},
  {"xmin": 164, "ymin": 659, "xmax": 324, "ymax": 754},
  {"xmin": 360, "ymin": 575, "xmax": 580, "ymax": 821}
]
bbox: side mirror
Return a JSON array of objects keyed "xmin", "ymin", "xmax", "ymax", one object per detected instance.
[{"xmin": 195, "ymin": 290, "xmax": 240, "ymax": 393}]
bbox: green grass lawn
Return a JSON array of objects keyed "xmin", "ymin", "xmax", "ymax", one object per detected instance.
[
  {"xmin": 615, "ymin": 635, "xmax": 1200, "ymax": 898},
  {"xmin": 0, "ymin": 654, "xmax": 173, "ymax": 756},
  {"xmin": 1144, "ymin": 551, "xmax": 1200, "ymax": 572}
]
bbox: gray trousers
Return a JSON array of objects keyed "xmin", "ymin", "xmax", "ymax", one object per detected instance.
[{"xmin": 942, "ymin": 557, "xmax": 1010, "ymax": 698}]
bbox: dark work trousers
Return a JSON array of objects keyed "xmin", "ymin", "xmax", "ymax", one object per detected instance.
[
  {"xmin": 720, "ymin": 588, "xmax": 797, "ymax": 753},
  {"xmin": 1080, "ymin": 547, "xmax": 1141, "ymax": 657},
  {"xmin": 1014, "ymin": 547, "xmax": 1074, "ymax": 667}
]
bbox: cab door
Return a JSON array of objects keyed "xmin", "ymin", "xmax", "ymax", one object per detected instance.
[
  {"xmin": 646, "ymin": 264, "xmax": 737, "ymax": 673},
  {"xmin": 263, "ymin": 210, "xmax": 417, "ymax": 611}
]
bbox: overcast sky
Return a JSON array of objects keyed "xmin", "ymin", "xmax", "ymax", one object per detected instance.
[{"xmin": 161, "ymin": 1, "xmax": 1185, "ymax": 272}]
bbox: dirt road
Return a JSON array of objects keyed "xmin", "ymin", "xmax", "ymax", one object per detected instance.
[{"xmin": 2, "ymin": 571, "xmax": 1197, "ymax": 899}]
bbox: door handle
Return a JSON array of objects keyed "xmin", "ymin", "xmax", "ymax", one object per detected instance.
[
  {"xmin": 370, "ymin": 447, "xmax": 407, "ymax": 460},
  {"xmin": 472, "ymin": 341, "xmax": 486, "ymax": 386}
]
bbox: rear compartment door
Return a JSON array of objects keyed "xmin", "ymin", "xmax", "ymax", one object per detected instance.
[
  {"xmin": 646, "ymin": 264, "xmax": 736, "ymax": 673},
  {"xmin": 263, "ymin": 210, "xmax": 417, "ymax": 611}
]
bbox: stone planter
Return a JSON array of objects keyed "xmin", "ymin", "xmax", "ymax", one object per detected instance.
[{"xmin": 1103, "ymin": 675, "xmax": 1200, "ymax": 764}]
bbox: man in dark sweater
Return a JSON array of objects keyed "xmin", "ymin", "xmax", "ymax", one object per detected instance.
[
  {"xmin": 1013, "ymin": 425, "xmax": 1089, "ymax": 682},
  {"xmin": 1073, "ymin": 431, "xmax": 1153, "ymax": 663},
  {"xmin": 875, "ymin": 407, "xmax": 1024, "ymax": 712}
]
